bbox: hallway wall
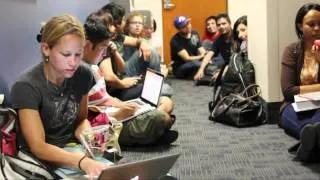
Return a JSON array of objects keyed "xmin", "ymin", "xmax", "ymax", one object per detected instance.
[{"xmin": 0, "ymin": 0, "xmax": 108, "ymax": 89}]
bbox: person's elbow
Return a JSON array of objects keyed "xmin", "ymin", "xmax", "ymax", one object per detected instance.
[
  {"xmin": 282, "ymin": 86, "xmax": 299, "ymax": 102},
  {"xmin": 105, "ymin": 73, "xmax": 118, "ymax": 83},
  {"xmin": 28, "ymin": 141, "xmax": 47, "ymax": 159}
]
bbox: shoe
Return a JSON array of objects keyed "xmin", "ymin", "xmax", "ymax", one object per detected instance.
[
  {"xmin": 170, "ymin": 114, "xmax": 176, "ymax": 125},
  {"xmin": 297, "ymin": 124, "xmax": 316, "ymax": 161},
  {"xmin": 156, "ymin": 130, "xmax": 179, "ymax": 145},
  {"xmin": 315, "ymin": 122, "xmax": 320, "ymax": 150}
]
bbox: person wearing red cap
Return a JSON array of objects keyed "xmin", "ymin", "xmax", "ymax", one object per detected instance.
[{"xmin": 170, "ymin": 16, "xmax": 206, "ymax": 79}]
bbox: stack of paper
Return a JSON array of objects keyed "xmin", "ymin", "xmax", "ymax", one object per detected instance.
[{"xmin": 292, "ymin": 91, "xmax": 320, "ymax": 112}]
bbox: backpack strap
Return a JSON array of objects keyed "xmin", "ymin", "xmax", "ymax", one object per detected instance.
[{"xmin": 232, "ymin": 53, "xmax": 247, "ymax": 90}]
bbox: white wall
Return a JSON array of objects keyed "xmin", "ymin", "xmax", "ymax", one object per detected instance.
[
  {"xmin": 228, "ymin": 0, "xmax": 318, "ymax": 102},
  {"xmin": 0, "ymin": 0, "xmax": 108, "ymax": 89}
]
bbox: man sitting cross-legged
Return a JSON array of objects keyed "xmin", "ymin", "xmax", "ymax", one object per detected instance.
[{"xmin": 82, "ymin": 11, "xmax": 178, "ymax": 146}]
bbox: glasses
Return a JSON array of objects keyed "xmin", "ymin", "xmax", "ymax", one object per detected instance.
[{"xmin": 129, "ymin": 21, "xmax": 143, "ymax": 25}]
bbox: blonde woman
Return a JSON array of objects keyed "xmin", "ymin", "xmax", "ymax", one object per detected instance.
[{"xmin": 11, "ymin": 14, "xmax": 108, "ymax": 177}]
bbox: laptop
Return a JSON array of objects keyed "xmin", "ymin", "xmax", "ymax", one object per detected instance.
[
  {"xmin": 98, "ymin": 153, "xmax": 180, "ymax": 180},
  {"xmin": 106, "ymin": 68, "xmax": 165, "ymax": 122}
]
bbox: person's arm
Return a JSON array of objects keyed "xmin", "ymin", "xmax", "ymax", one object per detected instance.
[
  {"xmin": 198, "ymin": 47, "xmax": 206, "ymax": 57},
  {"xmin": 281, "ymin": 44, "xmax": 300, "ymax": 101},
  {"xmin": 99, "ymin": 58, "xmax": 141, "ymax": 89},
  {"xmin": 74, "ymin": 95, "xmax": 91, "ymax": 140},
  {"xmin": 18, "ymin": 108, "xmax": 106, "ymax": 177},
  {"xmin": 194, "ymin": 50, "xmax": 214, "ymax": 80},
  {"xmin": 123, "ymin": 35, "xmax": 151, "ymax": 61},
  {"xmin": 108, "ymin": 41, "xmax": 125, "ymax": 73},
  {"xmin": 108, "ymin": 104, "xmax": 137, "ymax": 121},
  {"xmin": 99, "ymin": 58, "xmax": 125, "ymax": 88},
  {"xmin": 177, "ymin": 49, "xmax": 205, "ymax": 62},
  {"xmin": 113, "ymin": 51, "xmax": 126, "ymax": 73}
]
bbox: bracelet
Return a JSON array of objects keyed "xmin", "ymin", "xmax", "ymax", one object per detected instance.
[{"xmin": 78, "ymin": 155, "xmax": 87, "ymax": 171}]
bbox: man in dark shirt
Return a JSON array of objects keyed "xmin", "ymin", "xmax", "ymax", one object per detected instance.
[
  {"xmin": 194, "ymin": 13, "xmax": 233, "ymax": 81},
  {"xmin": 170, "ymin": 16, "xmax": 206, "ymax": 79}
]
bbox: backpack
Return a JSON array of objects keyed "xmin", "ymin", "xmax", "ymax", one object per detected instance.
[
  {"xmin": 220, "ymin": 53, "xmax": 256, "ymax": 97},
  {"xmin": 208, "ymin": 52, "xmax": 265, "ymax": 126}
]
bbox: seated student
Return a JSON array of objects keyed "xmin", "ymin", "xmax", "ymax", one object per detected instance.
[
  {"xmin": 213, "ymin": 15, "xmax": 255, "ymax": 97},
  {"xmin": 280, "ymin": 3, "xmax": 320, "ymax": 161},
  {"xmin": 232, "ymin": 15, "xmax": 247, "ymax": 54},
  {"xmin": 100, "ymin": 3, "xmax": 160, "ymax": 77},
  {"xmin": 123, "ymin": 11, "xmax": 173, "ymax": 95},
  {"xmin": 83, "ymin": 11, "xmax": 178, "ymax": 145},
  {"xmin": 217, "ymin": 15, "xmax": 248, "ymax": 80},
  {"xmin": 202, "ymin": 15, "xmax": 220, "ymax": 51},
  {"xmin": 10, "ymin": 14, "xmax": 107, "ymax": 177},
  {"xmin": 170, "ymin": 15, "xmax": 206, "ymax": 79},
  {"xmin": 144, "ymin": 18, "xmax": 169, "ymax": 78},
  {"xmin": 194, "ymin": 13, "xmax": 233, "ymax": 81},
  {"xmin": 98, "ymin": 3, "xmax": 171, "ymax": 100}
]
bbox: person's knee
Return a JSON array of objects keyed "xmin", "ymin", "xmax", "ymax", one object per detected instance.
[
  {"xmin": 148, "ymin": 49, "xmax": 161, "ymax": 70},
  {"xmin": 158, "ymin": 96, "xmax": 174, "ymax": 113},
  {"xmin": 191, "ymin": 61, "xmax": 201, "ymax": 69}
]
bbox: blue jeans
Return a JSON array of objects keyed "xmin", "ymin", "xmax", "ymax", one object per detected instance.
[
  {"xmin": 281, "ymin": 104, "xmax": 320, "ymax": 138},
  {"xmin": 173, "ymin": 61, "xmax": 201, "ymax": 79},
  {"xmin": 123, "ymin": 47, "xmax": 160, "ymax": 77},
  {"xmin": 212, "ymin": 54, "xmax": 225, "ymax": 68}
]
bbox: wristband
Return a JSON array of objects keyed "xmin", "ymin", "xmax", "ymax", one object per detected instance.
[{"xmin": 78, "ymin": 155, "xmax": 87, "ymax": 171}]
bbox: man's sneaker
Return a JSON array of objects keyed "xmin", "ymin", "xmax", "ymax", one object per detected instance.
[
  {"xmin": 297, "ymin": 124, "xmax": 317, "ymax": 161},
  {"xmin": 157, "ymin": 130, "xmax": 179, "ymax": 145}
]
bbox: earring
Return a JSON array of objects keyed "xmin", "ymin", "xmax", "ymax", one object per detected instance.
[{"xmin": 45, "ymin": 57, "xmax": 49, "ymax": 62}]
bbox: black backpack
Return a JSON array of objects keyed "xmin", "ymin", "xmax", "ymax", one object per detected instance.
[
  {"xmin": 220, "ymin": 52, "xmax": 256, "ymax": 96},
  {"xmin": 208, "ymin": 52, "xmax": 264, "ymax": 125}
]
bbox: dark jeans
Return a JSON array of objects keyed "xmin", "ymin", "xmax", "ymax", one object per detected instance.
[
  {"xmin": 173, "ymin": 61, "xmax": 201, "ymax": 79},
  {"xmin": 108, "ymin": 83, "xmax": 143, "ymax": 101},
  {"xmin": 123, "ymin": 47, "xmax": 160, "ymax": 77},
  {"xmin": 212, "ymin": 54, "xmax": 225, "ymax": 68},
  {"xmin": 281, "ymin": 104, "xmax": 320, "ymax": 138}
]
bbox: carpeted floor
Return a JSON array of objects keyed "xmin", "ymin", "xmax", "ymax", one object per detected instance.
[{"xmin": 121, "ymin": 79, "xmax": 320, "ymax": 180}]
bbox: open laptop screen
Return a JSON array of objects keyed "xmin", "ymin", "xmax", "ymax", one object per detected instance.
[{"xmin": 140, "ymin": 69, "xmax": 164, "ymax": 106}]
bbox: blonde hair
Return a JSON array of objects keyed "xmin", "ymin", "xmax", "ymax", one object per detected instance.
[
  {"xmin": 300, "ymin": 58, "xmax": 319, "ymax": 85},
  {"xmin": 124, "ymin": 12, "xmax": 144, "ymax": 37},
  {"xmin": 41, "ymin": 14, "xmax": 85, "ymax": 60}
]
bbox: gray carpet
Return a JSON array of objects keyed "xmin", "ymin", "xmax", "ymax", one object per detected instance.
[{"xmin": 121, "ymin": 79, "xmax": 320, "ymax": 180}]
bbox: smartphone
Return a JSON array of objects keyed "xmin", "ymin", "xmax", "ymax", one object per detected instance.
[{"xmin": 314, "ymin": 40, "xmax": 320, "ymax": 47}]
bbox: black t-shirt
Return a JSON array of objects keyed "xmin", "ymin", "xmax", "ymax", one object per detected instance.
[
  {"xmin": 113, "ymin": 34, "xmax": 126, "ymax": 56},
  {"xmin": 11, "ymin": 62, "xmax": 94, "ymax": 147},
  {"xmin": 211, "ymin": 34, "xmax": 232, "ymax": 64},
  {"xmin": 170, "ymin": 31, "xmax": 201, "ymax": 70}
]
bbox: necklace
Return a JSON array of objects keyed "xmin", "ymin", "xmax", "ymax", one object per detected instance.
[{"xmin": 44, "ymin": 63, "xmax": 67, "ymax": 97}]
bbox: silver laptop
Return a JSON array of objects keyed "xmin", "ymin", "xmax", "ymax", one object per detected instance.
[
  {"xmin": 98, "ymin": 153, "xmax": 179, "ymax": 180},
  {"xmin": 111, "ymin": 68, "xmax": 164, "ymax": 122}
]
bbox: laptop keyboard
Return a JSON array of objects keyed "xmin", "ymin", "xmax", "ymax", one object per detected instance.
[
  {"xmin": 131, "ymin": 99, "xmax": 145, "ymax": 106},
  {"xmin": 135, "ymin": 104, "xmax": 153, "ymax": 114}
]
